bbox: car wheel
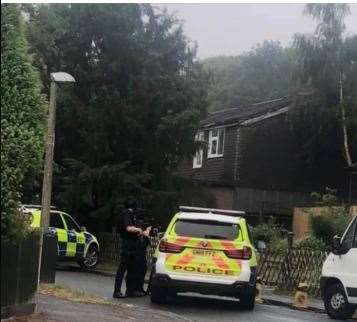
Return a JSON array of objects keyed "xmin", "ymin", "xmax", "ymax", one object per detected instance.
[
  {"xmin": 78, "ymin": 245, "xmax": 99, "ymax": 270},
  {"xmin": 149, "ymin": 268, "xmax": 168, "ymax": 304},
  {"xmin": 150, "ymin": 285, "xmax": 167, "ymax": 304},
  {"xmin": 240, "ymin": 289, "xmax": 255, "ymax": 310},
  {"xmin": 324, "ymin": 283, "xmax": 355, "ymax": 320}
]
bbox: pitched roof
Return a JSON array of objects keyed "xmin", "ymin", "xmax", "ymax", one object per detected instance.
[{"xmin": 200, "ymin": 97, "xmax": 291, "ymax": 128}]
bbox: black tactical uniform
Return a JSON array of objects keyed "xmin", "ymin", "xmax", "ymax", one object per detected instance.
[
  {"xmin": 135, "ymin": 229, "xmax": 150, "ymax": 293},
  {"xmin": 113, "ymin": 201, "xmax": 147, "ymax": 298}
]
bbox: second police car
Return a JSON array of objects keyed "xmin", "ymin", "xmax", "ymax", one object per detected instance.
[
  {"xmin": 150, "ymin": 206, "xmax": 258, "ymax": 310},
  {"xmin": 22, "ymin": 205, "xmax": 100, "ymax": 270}
]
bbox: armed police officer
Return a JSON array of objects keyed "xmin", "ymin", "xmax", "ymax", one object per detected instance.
[{"xmin": 113, "ymin": 197, "xmax": 151, "ymax": 298}]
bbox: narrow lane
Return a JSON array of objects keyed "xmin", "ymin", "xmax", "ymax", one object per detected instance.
[{"xmin": 54, "ymin": 268, "xmax": 348, "ymax": 322}]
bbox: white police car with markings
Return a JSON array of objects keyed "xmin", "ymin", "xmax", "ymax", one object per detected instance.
[{"xmin": 22, "ymin": 205, "xmax": 100, "ymax": 270}]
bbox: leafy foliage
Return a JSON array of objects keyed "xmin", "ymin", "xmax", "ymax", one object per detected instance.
[
  {"xmin": 251, "ymin": 217, "xmax": 287, "ymax": 247},
  {"xmin": 203, "ymin": 41, "xmax": 295, "ymax": 111},
  {"xmin": 1, "ymin": 4, "xmax": 45, "ymax": 241},
  {"xmin": 310, "ymin": 187, "xmax": 339, "ymax": 206},
  {"xmin": 295, "ymin": 235, "xmax": 327, "ymax": 251},
  {"xmin": 310, "ymin": 206, "xmax": 351, "ymax": 246},
  {"xmin": 293, "ymin": 4, "xmax": 357, "ymax": 167},
  {"xmin": 25, "ymin": 4, "xmax": 209, "ymax": 230}
]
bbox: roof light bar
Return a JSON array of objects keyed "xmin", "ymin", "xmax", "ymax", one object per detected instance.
[
  {"xmin": 179, "ymin": 206, "xmax": 245, "ymax": 216},
  {"xmin": 22, "ymin": 204, "xmax": 57, "ymax": 210}
]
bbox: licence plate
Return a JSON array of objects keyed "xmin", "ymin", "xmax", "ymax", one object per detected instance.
[{"xmin": 192, "ymin": 249, "xmax": 217, "ymax": 257}]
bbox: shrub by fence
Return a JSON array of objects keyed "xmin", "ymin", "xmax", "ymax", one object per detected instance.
[{"xmin": 98, "ymin": 233, "xmax": 328, "ymax": 296}]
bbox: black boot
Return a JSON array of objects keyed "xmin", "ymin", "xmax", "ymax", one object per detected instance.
[
  {"xmin": 126, "ymin": 290, "xmax": 146, "ymax": 297},
  {"xmin": 113, "ymin": 291, "xmax": 125, "ymax": 298}
]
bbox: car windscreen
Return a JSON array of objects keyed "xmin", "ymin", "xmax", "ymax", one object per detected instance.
[{"xmin": 174, "ymin": 219, "xmax": 241, "ymax": 241}]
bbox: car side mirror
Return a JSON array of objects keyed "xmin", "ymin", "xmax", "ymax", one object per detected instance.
[
  {"xmin": 332, "ymin": 235, "xmax": 342, "ymax": 255},
  {"xmin": 80, "ymin": 226, "xmax": 87, "ymax": 232}
]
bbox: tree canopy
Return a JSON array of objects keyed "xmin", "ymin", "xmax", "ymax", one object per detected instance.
[
  {"xmin": 293, "ymin": 4, "xmax": 357, "ymax": 168},
  {"xmin": 202, "ymin": 41, "xmax": 295, "ymax": 111},
  {"xmin": 25, "ymin": 4, "xmax": 209, "ymax": 230},
  {"xmin": 1, "ymin": 4, "xmax": 45, "ymax": 241}
]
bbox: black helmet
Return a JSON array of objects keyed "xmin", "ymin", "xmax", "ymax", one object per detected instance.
[{"xmin": 124, "ymin": 196, "xmax": 137, "ymax": 209}]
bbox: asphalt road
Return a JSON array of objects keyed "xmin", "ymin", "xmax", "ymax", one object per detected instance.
[{"xmin": 55, "ymin": 266, "xmax": 355, "ymax": 322}]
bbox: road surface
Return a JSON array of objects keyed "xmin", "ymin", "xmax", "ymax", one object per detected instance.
[{"xmin": 54, "ymin": 267, "xmax": 355, "ymax": 322}]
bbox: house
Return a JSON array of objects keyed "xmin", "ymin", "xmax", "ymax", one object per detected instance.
[{"xmin": 176, "ymin": 97, "xmax": 317, "ymax": 225}]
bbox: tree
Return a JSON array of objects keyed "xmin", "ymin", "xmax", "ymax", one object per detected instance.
[
  {"xmin": 203, "ymin": 41, "xmax": 295, "ymax": 111},
  {"xmin": 25, "ymin": 4, "xmax": 208, "ymax": 230},
  {"xmin": 294, "ymin": 4, "xmax": 357, "ymax": 167},
  {"xmin": 1, "ymin": 4, "xmax": 45, "ymax": 241}
]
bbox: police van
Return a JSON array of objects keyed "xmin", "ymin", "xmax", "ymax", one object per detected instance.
[
  {"xmin": 320, "ymin": 215, "xmax": 357, "ymax": 320},
  {"xmin": 22, "ymin": 205, "xmax": 100, "ymax": 270},
  {"xmin": 150, "ymin": 206, "xmax": 258, "ymax": 309}
]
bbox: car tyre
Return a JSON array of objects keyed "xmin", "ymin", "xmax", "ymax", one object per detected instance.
[
  {"xmin": 324, "ymin": 283, "xmax": 355, "ymax": 320},
  {"xmin": 240, "ymin": 289, "xmax": 255, "ymax": 310},
  {"xmin": 78, "ymin": 244, "xmax": 99, "ymax": 270},
  {"xmin": 150, "ymin": 281, "xmax": 168, "ymax": 304}
]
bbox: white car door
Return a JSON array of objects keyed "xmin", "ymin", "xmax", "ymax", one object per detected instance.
[{"xmin": 338, "ymin": 216, "xmax": 357, "ymax": 304}]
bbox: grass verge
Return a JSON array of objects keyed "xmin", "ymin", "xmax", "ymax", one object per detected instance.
[{"xmin": 39, "ymin": 283, "xmax": 124, "ymax": 306}]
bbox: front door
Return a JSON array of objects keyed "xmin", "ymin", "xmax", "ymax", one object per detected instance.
[
  {"xmin": 62, "ymin": 213, "xmax": 86, "ymax": 258},
  {"xmin": 49, "ymin": 212, "xmax": 67, "ymax": 257}
]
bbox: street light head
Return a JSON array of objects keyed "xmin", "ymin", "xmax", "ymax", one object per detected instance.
[{"xmin": 50, "ymin": 72, "xmax": 75, "ymax": 83}]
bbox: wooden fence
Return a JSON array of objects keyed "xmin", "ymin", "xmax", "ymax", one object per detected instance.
[
  {"xmin": 258, "ymin": 248, "xmax": 328, "ymax": 296},
  {"xmin": 98, "ymin": 233, "xmax": 327, "ymax": 295},
  {"xmin": 98, "ymin": 233, "xmax": 160, "ymax": 267}
]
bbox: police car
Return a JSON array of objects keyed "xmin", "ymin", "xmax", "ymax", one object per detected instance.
[
  {"xmin": 22, "ymin": 205, "xmax": 100, "ymax": 270},
  {"xmin": 150, "ymin": 206, "xmax": 258, "ymax": 309},
  {"xmin": 320, "ymin": 215, "xmax": 357, "ymax": 320}
]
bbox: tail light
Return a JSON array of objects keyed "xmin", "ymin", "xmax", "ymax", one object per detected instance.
[
  {"xmin": 158, "ymin": 240, "xmax": 184, "ymax": 253},
  {"xmin": 224, "ymin": 246, "xmax": 252, "ymax": 260}
]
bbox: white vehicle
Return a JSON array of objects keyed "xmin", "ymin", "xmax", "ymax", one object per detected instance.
[
  {"xmin": 320, "ymin": 215, "xmax": 357, "ymax": 320},
  {"xmin": 150, "ymin": 207, "xmax": 258, "ymax": 309}
]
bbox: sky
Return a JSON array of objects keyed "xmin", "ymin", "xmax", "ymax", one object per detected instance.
[{"xmin": 159, "ymin": 4, "xmax": 357, "ymax": 59}]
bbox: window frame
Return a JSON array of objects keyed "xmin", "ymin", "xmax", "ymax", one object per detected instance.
[
  {"xmin": 341, "ymin": 216, "xmax": 357, "ymax": 250},
  {"xmin": 193, "ymin": 131, "xmax": 205, "ymax": 169},
  {"xmin": 62, "ymin": 213, "xmax": 81, "ymax": 232},
  {"xmin": 49, "ymin": 212, "xmax": 66, "ymax": 230},
  {"xmin": 171, "ymin": 218, "xmax": 242, "ymax": 241},
  {"xmin": 207, "ymin": 127, "xmax": 225, "ymax": 159},
  {"xmin": 352, "ymin": 216, "xmax": 357, "ymax": 248}
]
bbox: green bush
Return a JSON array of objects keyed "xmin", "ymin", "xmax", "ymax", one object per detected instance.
[
  {"xmin": 310, "ymin": 206, "xmax": 351, "ymax": 246},
  {"xmin": 295, "ymin": 236, "xmax": 327, "ymax": 251},
  {"xmin": 1, "ymin": 4, "xmax": 45, "ymax": 242},
  {"xmin": 251, "ymin": 217, "xmax": 283, "ymax": 243},
  {"xmin": 251, "ymin": 217, "xmax": 289, "ymax": 251},
  {"xmin": 270, "ymin": 238, "xmax": 289, "ymax": 251}
]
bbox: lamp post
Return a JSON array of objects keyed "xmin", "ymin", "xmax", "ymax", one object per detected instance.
[
  {"xmin": 41, "ymin": 72, "xmax": 75, "ymax": 230},
  {"xmin": 37, "ymin": 72, "xmax": 75, "ymax": 300}
]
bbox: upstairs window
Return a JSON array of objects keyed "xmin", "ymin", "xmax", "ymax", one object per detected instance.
[
  {"xmin": 193, "ymin": 131, "xmax": 204, "ymax": 168},
  {"xmin": 208, "ymin": 128, "xmax": 225, "ymax": 158}
]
